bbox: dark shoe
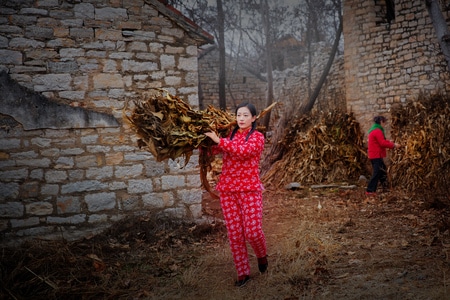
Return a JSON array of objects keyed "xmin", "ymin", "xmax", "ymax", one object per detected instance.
[
  {"xmin": 257, "ymin": 256, "xmax": 268, "ymax": 273},
  {"xmin": 234, "ymin": 275, "xmax": 250, "ymax": 287},
  {"xmin": 258, "ymin": 263, "xmax": 268, "ymax": 273}
]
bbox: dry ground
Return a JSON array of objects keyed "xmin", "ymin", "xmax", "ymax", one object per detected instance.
[{"xmin": 1, "ymin": 187, "xmax": 450, "ymax": 300}]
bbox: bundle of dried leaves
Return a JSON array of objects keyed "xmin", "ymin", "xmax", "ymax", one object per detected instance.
[
  {"xmin": 124, "ymin": 90, "xmax": 276, "ymax": 197},
  {"xmin": 262, "ymin": 111, "xmax": 366, "ymax": 188},
  {"xmin": 390, "ymin": 93, "xmax": 450, "ymax": 205},
  {"xmin": 123, "ymin": 90, "xmax": 235, "ymax": 197},
  {"xmin": 124, "ymin": 89, "xmax": 235, "ymax": 163}
]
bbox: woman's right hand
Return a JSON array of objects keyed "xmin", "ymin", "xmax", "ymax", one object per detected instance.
[{"xmin": 204, "ymin": 132, "xmax": 220, "ymax": 144}]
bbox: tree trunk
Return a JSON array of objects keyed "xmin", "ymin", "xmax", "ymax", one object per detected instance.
[
  {"xmin": 306, "ymin": 10, "xmax": 312, "ymax": 100},
  {"xmin": 425, "ymin": 0, "xmax": 450, "ymax": 72},
  {"xmin": 300, "ymin": 14, "xmax": 343, "ymax": 114},
  {"xmin": 217, "ymin": 0, "xmax": 227, "ymax": 110},
  {"xmin": 261, "ymin": 0, "xmax": 274, "ymax": 132}
]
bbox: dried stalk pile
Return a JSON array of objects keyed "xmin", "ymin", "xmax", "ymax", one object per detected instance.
[
  {"xmin": 262, "ymin": 111, "xmax": 366, "ymax": 188},
  {"xmin": 389, "ymin": 93, "xmax": 450, "ymax": 204}
]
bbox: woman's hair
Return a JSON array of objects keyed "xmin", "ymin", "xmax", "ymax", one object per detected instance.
[
  {"xmin": 230, "ymin": 103, "xmax": 257, "ymax": 141},
  {"xmin": 373, "ymin": 116, "xmax": 387, "ymax": 124}
]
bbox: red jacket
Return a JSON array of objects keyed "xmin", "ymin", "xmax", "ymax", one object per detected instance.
[
  {"xmin": 367, "ymin": 128, "xmax": 395, "ymax": 159},
  {"xmin": 212, "ymin": 128, "xmax": 264, "ymax": 192}
]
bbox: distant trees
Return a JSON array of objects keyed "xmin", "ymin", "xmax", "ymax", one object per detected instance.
[{"xmin": 169, "ymin": 0, "xmax": 342, "ymax": 121}]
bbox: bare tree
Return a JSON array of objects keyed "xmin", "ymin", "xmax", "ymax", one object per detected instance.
[
  {"xmin": 172, "ymin": 0, "xmax": 341, "ymax": 117},
  {"xmin": 217, "ymin": 0, "xmax": 226, "ymax": 110},
  {"xmin": 300, "ymin": 5, "xmax": 342, "ymax": 113},
  {"xmin": 169, "ymin": 0, "xmax": 236, "ymax": 110},
  {"xmin": 261, "ymin": 0, "xmax": 274, "ymax": 131},
  {"xmin": 425, "ymin": 0, "xmax": 450, "ymax": 72}
]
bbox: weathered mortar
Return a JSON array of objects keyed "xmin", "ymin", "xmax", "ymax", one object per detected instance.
[{"xmin": 0, "ymin": 0, "xmax": 212, "ymax": 245}]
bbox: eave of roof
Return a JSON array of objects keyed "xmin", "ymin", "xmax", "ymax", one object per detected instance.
[{"xmin": 147, "ymin": 0, "xmax": 215, "ymax": 45}]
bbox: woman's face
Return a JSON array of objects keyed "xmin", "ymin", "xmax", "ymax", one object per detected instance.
[{"xmin": 236, "ymin": 106, "xmax": 256, "ymax": 130}]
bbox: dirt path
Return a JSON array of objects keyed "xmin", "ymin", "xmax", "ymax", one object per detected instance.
[{"xmin": 196, "ymin": 188, "xmax": 449, "ymax": 299}]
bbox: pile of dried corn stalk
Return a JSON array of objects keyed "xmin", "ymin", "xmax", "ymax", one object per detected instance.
[
  {"xmin": 124, "ymin": 89, "xmax": 276, "ymax": 197},
  {"xmin": 262, "ymin": 111, "xmax": 366, "ymax": 188},
  {"xmin": 389, "ymin": 93, "xmax": 450, "ymax": 204}
]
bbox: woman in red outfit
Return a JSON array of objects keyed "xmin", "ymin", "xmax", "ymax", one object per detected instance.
[
  {"xmin": 366, "ymin": 116, "xmax": 400, "ymax": 195},
  {"xmin": 204, "ymin": 103, "xmax": 267, "ymax": 287}
]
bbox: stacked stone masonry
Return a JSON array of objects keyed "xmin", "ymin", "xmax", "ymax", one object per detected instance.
[
  {"xmin": 343, "ymin": 0, "xmax": 450, "ymax": 133},
  {"xmin": 0, "ymin": 0, "xmax": 210, "ymax": 245}
]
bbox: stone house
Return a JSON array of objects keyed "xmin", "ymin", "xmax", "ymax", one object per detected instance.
[
  {"xmin": 269, "ymin": 35, "xmax": 305, "ymax": 72},
  {"xmin": 343, "ymin": 0, "xmax": 450, "ymax": 133},
  {"xmin": 270, "ymin": 0, "xmax": 450, "ymax": 135},
  {"xmin": 0, "ymin": 0, "xmax": 213, "ymax": 245}
]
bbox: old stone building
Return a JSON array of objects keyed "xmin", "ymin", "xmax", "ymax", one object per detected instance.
[
  {"xmin": 269, "ymin": 35, "xmax": 305, "ymax": 72},
  {"xmin": 0, "ymin": 0, "xmax": 213, "ymax": 245},
  {"xmin": 343, "ymin": 0, "xmax": 450, "ymax": 132}
]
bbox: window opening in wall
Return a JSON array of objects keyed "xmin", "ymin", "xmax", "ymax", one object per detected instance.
[
  {"xmin": 243, "ymin": 76, "xmax": 246, "ymax": 84},
  {"xmin": 386, "ymin": 0, "xmax": 395, "ymax": 23},
  {"xmin": 374, "ymin": 0, "xmax": 395, "ymax": 26}
]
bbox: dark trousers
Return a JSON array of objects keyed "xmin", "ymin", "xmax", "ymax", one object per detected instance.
[{"xmin": 367, "ymin": 158, "xmax": 387, "ymax": 193}]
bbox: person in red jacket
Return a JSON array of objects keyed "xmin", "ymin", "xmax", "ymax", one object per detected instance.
[
  {"xmin": 366, "ymin": 116, "xmax": 401, "ymax": 196},
  {"xmin": 204, "ymin": 103, "xmax": 267, "ymax": 287}
]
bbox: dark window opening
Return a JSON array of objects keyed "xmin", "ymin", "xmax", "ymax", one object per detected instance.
[
  {"xmin": 374, "ymin": 0, "xmax": 396, "ymax": 26},
  {"xmin": 386, "ymin": 0, "xmax": 395, "ymax": 23},
  {"xmin": 243, "ymin": 76, "xmax": 246, "ymax": 84}
]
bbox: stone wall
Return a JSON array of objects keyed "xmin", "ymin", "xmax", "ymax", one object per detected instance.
[
  {"xmin": 0, "ymin": 0, "xmax": 211, "ymax": 245},
  {"xmin": 343, "ymin": 0, "xmax": 450, "ymax": 133},
  {"xmin": 270, "ymin": 44, "xmax": 346, "ymax": 119}
]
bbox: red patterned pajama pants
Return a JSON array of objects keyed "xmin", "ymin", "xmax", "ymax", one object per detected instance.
[{"xmin": 220, "ymin": 191, "xmax": 267, "ymax": 277}]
